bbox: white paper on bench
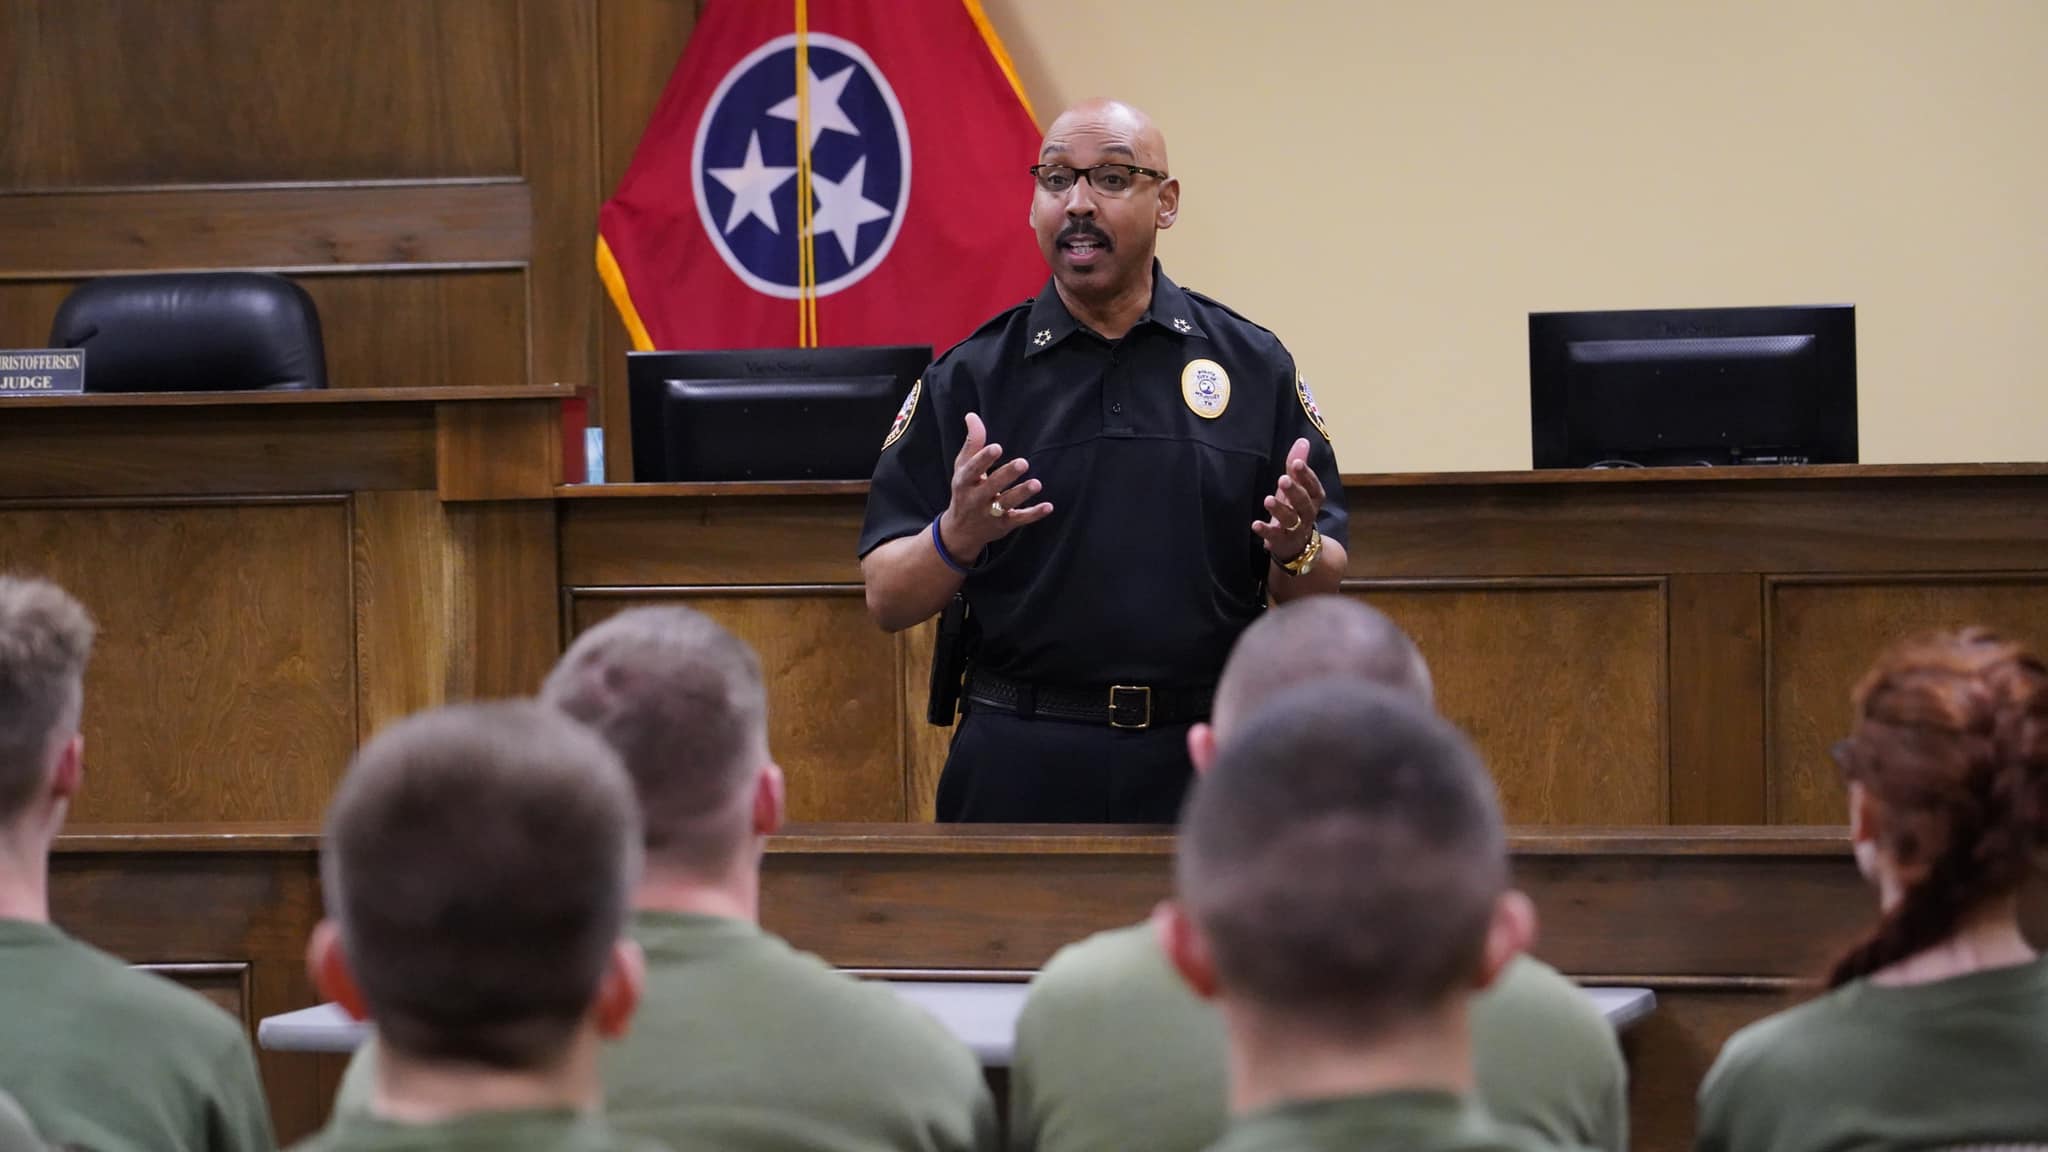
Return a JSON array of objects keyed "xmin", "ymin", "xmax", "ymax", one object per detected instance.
[{"xmin": 258, "ymin": 983, "xmax": 1658, "ymax": 1063}]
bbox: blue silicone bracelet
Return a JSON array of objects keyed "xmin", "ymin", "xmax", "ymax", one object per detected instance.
[{"xmin": 930, "ymin": 517, "xmax": 973, "ymax": 575}]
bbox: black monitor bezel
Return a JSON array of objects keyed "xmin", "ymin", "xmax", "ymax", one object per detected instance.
[
  {"xmin": 626, "ymin": 345, "xmax": 930, "ymax": 482},
  {"xmin": 1529, "ymin": 304, "xmax": 1857, "ymax": 469}
]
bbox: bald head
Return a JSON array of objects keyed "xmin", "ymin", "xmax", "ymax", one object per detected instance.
[
  {"xmin": 1040, "ymin": 98, "xmax": 1170, "ymax": 172},
  {"xmin": 1212, "ymin": 597, "xmax": 1432, "ymax": 738}
]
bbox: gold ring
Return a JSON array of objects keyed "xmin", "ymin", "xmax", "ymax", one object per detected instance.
[{"xmin": 989, "ymin": 499, "xmax": 1006, "ymax": 519}]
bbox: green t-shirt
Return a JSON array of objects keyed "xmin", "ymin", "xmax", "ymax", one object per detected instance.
[
  {"xmin": 1010, "ymin": 923, "xmax": 1625, "ymax": 1152},
  {"xmin": 1208, "ymin": 1089, "xmax": 1577, "ymax": 1152},
  {"xmin": 1697, "ymin": 956, "xmax": 2048, "ymax": 1152},
  {"xmin": 0, "ymin": 1091, "xmax": 50, "ymax": 1152},
  {"xmin": 291, "ymin": 1107, "xmax": 660, "ymax": 1152},
  {"xmin": 336, "ymin": 911, "xmax": 996, "ymax": 1152},
  {"xmin": 0, "ymin": 918, "xmax": 275, "ymax": 1152}
]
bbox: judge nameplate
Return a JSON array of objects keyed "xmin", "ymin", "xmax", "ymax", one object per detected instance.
[{"xmin": 0, "ymin": 350, "xmax": 85, "ymax": 395}]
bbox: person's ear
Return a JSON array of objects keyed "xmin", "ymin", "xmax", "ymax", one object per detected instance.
[
  {"xmin": 593, "ymin": 938, "xmax": 645, "ymax": 1040},
  {"xmin": 307, "ymin": 920, "xmax": 372, "ymax": 1022},
  {"xmin": 1477, "ymin": 890, "xmax": 1537, "ymax": 991},
  {"xmin": 1186, "ymin": 722, "xmax": 1217, "ymax": 776},
  {"xmin": 1848, "ymin": 781, "xmax": 1882, "ymax": 882},
  {"xmin": 48, "ymin": 734, "xmax": 83, "ymax": 802},
  {"xmin": 1155, "ymin": 899, "xmax": 1220, "ymax": 1000},
  {"xmin": 1155, "ymin": 177, "xmax": 1180, "ymax": 230},
  {"xmin": 753, "ymin": 762, "xmax": 786, "ymax": 838}
]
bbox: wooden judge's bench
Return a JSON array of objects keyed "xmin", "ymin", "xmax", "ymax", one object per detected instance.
[{"xmin": 6, "ymin": 390, "xmax": 2048, "ymax": 1149}]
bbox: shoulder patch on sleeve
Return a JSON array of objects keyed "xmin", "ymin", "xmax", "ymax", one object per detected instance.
[
  {"xmin": 881, "ymin": 379, "xmax": 922, "ymax": 450},
  {"xmin": 1296, "ymin": 373, "xmax": 1333, "ymax": 442}
]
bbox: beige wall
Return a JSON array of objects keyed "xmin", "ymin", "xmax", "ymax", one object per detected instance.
[{"xmin": 981, "ymin": 0, "xmax": 2048, "ymax": 472}]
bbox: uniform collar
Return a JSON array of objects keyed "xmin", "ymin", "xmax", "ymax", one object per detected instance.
[{"xmin": 1023, "ymin": 260, "xmax": 1208, "ymax": 358}]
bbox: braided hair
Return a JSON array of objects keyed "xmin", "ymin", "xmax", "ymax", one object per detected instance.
[{"xmin": 1827, "ymin": 628, "xmax": 2048, "ymax": 988}]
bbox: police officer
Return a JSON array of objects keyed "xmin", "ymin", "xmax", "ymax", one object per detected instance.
[{"xmin": 859, "ymin": 98, "xmax": 1349, "ymax": 823}]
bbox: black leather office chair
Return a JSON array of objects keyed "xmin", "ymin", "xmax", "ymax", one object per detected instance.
[{"xmin": 50, "ymin": 271, "xmax": 329, "ymax": 392}]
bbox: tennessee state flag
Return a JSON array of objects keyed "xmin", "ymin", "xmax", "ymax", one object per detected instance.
[{"xmin": 597, "ymin": 0, "xmax": 1046, "ymax": 352}]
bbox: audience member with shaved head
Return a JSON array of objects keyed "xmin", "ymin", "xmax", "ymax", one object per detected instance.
[
  {"xmin": 1010, "ymin": 596, "xmax": 1624, "ymax": 1152},
  {"xmin": 0, "ymin": 574, "xmax": 274, "ymax": 1152},
  {"xmin": 335, "ymin": 606, "xmax": 995, "ymax": 1152},
  {"xmin": 297, "ymin": 700, "xmax": 649, "ymax": 1152},
  {"xmin": 1162, "ymin": 681, "xmax": 1566, "ymax": 1152},
  {"xmin": 861, "ymin": 98, "xmax": 1350, "ymax": 822}
]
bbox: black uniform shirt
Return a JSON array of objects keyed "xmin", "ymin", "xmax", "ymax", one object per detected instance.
[{"xmin": 859, "ymin": 263, "xmax": 1347, "ymax": 687}]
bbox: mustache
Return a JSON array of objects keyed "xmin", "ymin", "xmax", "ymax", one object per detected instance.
[{"xmin": 1057, "ymin": 221, "xmax": 1113, "ymax": 250}]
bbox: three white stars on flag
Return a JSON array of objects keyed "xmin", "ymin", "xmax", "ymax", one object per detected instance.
[{"xmin": 705, "ymin": 65, "xmax": 891, "ymax": 262}]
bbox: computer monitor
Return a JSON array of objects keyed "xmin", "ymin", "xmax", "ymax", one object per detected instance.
[
  {"xmin": 627, "ymin": 345, "xmax": 929, "ymax": 482},
  {"xmin": 1529, "ymin": 305, "xmax": 1856, "ymax": 469}
]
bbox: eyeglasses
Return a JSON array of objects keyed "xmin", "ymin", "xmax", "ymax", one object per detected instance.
[{"xmin": 1029, "ymin": 163, "xmax": 1169, "ymax": 196}]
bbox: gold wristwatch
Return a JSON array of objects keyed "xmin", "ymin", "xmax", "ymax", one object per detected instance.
[{"xmin": 1279, "ymin": 527, "xmax": 1322, "ymax": 576}]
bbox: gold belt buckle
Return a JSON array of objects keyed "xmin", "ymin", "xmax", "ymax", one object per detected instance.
[{"xmin": 1108, "ymin": 685, "xmax": 1153, "ymax": 730}]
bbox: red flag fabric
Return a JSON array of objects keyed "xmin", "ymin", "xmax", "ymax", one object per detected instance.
[{"xmin": 598, "ymin": 0, "xmax": 1046, "ymax": 353}]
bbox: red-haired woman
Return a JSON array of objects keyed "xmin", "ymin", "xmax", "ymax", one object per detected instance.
[{"xmin": 1697, "ymin": 628, "xmax": 2048, "ymax": 1152}]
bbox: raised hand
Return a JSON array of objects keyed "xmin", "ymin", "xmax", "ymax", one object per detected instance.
[
  {"xmin": 1251, "ymin": 437, "xmax": 1323, "ymax": 563},
  {"xmin": 938, "ymin": 412, "xmax": 1054, "ymax": 562}
]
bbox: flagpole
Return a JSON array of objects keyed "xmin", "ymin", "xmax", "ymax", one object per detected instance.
[{"xmin": 794, "ymin": 0, "xmax": 818, "ymax": 347}]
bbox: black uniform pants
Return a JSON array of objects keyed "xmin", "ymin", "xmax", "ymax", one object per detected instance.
[{"xmin": 934, "ymin": 706, "xmax": 1194, "ymax": 823}]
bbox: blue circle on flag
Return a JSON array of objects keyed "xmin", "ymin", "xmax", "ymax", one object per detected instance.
[{"xmin": 692, "ymin": 34, "xmax": 912, "ymax": 299}]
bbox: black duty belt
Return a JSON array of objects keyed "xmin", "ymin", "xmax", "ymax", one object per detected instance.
[{"xmin": 965, "ymin": 670, "xmax": 1214, "ymax": 730}]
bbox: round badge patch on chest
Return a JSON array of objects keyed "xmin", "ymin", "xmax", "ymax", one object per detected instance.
[{"xmin": 1181, "ymin": 359, "xmax": 1231, "ymax": 419}]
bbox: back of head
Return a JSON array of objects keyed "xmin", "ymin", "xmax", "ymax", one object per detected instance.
[
  {"xmin": 323, "ymin": 701, "xmax": 641, "ymax": 1069},
  {"xmin": 1828, "ymin": 627, "xmax": 2048, "ymax": 987},
  {"xmin": 1213, "ymin": 596, "xmax": 1431, "ymax": 734},
  {"xmin": 542, "ymin": 607, "xmax": 766, "ymax": 875},
  {"xmin": 0, "ymin": 576, "xmax": 95, "ymax": 824},
  {"xmin": 1179, "ymin": 680, "xmax": 1505, "ymax": 1036}
]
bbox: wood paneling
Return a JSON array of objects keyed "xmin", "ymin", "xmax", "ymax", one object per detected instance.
[
  {"xmin": 141, "ymin": 963, "xmax": 254, "ymax": 1030},
  {"xmin": 559, "ymin": 492, "xmax": 869, "ymax": 585},
  {"xmin": 1767, "ymin": 574, "xmax": 2048, "ymax": 824},
  {"xmin": 0, "ymin": 271, "xmax": 529, "ymax": 393},
  {"xmin": 0, "ymin": 402, "xmax": 437, "ymax": 497},
  {"xmin": 522, "ymin": 0, "xmax": 602, "ymax": 405},
  {"xmin": 561, "ymin": 470, "xmax": 2048, "ymax": 827},
  {"xmin": 1354, "ymin": 581, "xmax": 1668, "ymax": 825},
  {"xmin": 595, "ymin": 0, "xmax": 698, "ymax": 473},
  {"xmin": 570, "ymin": 589, "xmax": 907, "ymax": 821},
  {"xmin": 0, "ymin": 0, "xmax": 521, "ymax": 187},
  {"xmin": 902, "ymin": 616, "xmax": 953, "ymax": 822},
  {"xmin": 0, "ymin": 279, "xmax": 72, "ymax": 347},
  {"xmin": 0, "ymin": 502, "xmax": 356, "ymax": 824},
  {"xmin": 0, "ymin": 184, "xmax": 529, "ymax": 277},
  {"xmin": 1669, "ymin": 575, "xmax": 1766, "ymax": 824},
  {"xmin": 453, "ymin": 502, "xmax": 563, "ymax": 700},
  {"xmin": 1348, "ymin": 469, "xmax": 2048, "ymax": 578},
  {"xmin": 354, "ymin": 494, "xmax": 565, "ymax": 727},
  {"xmin": 437, "ymin": 399, "xmax": 563, "ymax": 500},
  {"xmin": 353, "ymin": 490, "xmax": 456, "ymax": 741},
  {"xmin": 1621, "ymin": 986, "xmax": 1798, "ymax": 1152},
  {"xmin": 306, "ymin": 272, "xmax": 529, "ymax": 390}
]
